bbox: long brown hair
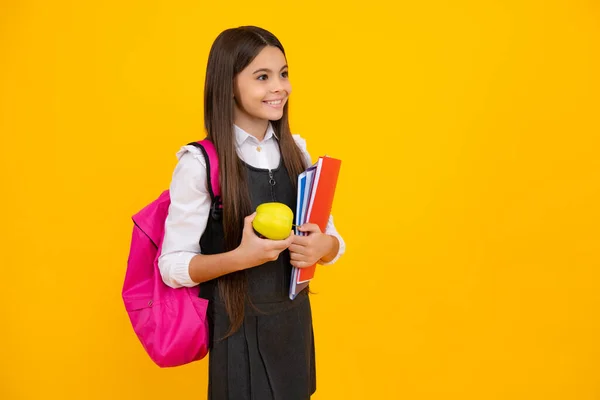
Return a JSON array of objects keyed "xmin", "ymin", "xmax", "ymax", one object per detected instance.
[{"xmin": 204, "ymin": 26, "xmax": 307, "ymax": 337}]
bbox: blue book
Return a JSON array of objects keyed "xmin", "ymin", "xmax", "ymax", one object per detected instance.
[{"xmin": 289, "ymin": 164, "xmax": 317, "ymax": 299}]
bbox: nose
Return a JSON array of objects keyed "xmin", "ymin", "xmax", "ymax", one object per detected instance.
[{"xmin": 270, "ymin": 76, "xmax": 285, "ymax": 93}]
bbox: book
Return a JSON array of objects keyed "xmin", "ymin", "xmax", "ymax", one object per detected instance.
[{"xmin": 289, "ymin": 155, "xmax": 342, "ymax": 299}]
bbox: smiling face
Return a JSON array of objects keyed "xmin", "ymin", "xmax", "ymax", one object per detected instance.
[{"xmin": 233, "ymin": 45, "xmax": 291, "ymax": 136}]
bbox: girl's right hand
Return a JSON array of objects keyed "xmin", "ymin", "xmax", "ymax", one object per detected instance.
[{"xmin": 236, "ymin": 212, "xmax": 294, "ymax": 269}]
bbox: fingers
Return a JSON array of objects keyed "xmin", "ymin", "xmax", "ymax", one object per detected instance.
[
  {"xmin": 260, "ymin": 239, "xmax": 291, "ymax": 262},
  {"xmin": 290, "ymin": 251, "xmax": 307, "ymax": 262},
  {"xmin": 291, "ymin": 260, "xmax": 312, "ymax": 269},
  {"xmin": 269, "ymin": 242, "xmax": 290, "ymax": 253},
  {"xmin": 264, "ymin": 234, "xmax": 293, "ymax": 252},
  {"xmin": 297, "ymin": 223, "xmax": 321, "ymax": 234},
  {"xmin": 291, "ymin": 234, "xmax": 310, "ymax": 246},
  {"xmin": 289, "ymin": 243, "xmax": 317, "ymax": 268},
  {"xmin": 289, "ymin": 244, "xmax": 305, "ymax": 253},
  {"xmin": 286, "ymin": 230, "xmax": 295, "ymax": 242}
]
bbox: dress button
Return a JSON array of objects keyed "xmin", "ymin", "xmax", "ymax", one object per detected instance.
[{"xmin": 256, "ymin": 146, "xmax": 262, "ymax": 152}]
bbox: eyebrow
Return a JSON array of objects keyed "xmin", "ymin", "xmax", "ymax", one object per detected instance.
[{"xmin": 252, "ymin": 65, "xmax": 288, "ymax": 74}]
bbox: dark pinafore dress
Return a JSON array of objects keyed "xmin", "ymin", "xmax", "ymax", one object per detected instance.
[{"xmin": 198, "ymin": 158, "xmax": 316, "ymax": 400}]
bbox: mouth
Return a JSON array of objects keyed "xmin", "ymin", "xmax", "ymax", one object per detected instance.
[{"xmin": 263, "ymin": 98, "xmax": 285, "ymax": 108}]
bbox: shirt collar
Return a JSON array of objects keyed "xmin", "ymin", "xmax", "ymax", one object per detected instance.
[{"xmin": 234, "ymin": 123, "xmax": 278, "ymax": 147}]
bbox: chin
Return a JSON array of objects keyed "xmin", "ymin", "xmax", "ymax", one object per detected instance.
[
  {"xmin": 268, "ymin": 114, "xmax": 284, "ymax": 121},
  {"xmin": 267, "ymin": 110, "xmax": 285, "ymax": 120}
]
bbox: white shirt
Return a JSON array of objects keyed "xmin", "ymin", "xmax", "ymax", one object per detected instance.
[{"xmin": 158, "ymin": 123, "xmax": 346, "ymax": 288}]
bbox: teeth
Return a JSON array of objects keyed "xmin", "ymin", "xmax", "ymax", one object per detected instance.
[{"xmin": 265, "ymin": 100, "xmax": 282, "ymax": 105}]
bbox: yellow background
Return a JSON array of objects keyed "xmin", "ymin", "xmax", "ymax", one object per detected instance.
[{"xmin": 1, "ymin": 1, "xmax": 599, "ymax": 399}]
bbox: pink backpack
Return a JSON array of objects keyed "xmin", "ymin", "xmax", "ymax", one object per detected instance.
[{"xmin": 122, "ymin": 139, "xmax": 220, "ymax": 368}]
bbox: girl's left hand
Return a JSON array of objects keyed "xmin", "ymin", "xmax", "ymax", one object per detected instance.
[{"xmin": 289, "ymin": 223, "xmax": 334, "ymax": 268}]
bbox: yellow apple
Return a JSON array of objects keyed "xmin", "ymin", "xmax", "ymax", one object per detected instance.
[{"xmin": 252, "ymin": 202, "xmax": 294, "ymax": 240}]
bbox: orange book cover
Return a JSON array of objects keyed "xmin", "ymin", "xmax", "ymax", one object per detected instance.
[{"xmin": 296, "ymin": 156, "xmax": 342, "ymax": 283}]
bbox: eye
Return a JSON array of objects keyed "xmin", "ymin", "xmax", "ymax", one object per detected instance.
[
  {"xmin": 281, "ymin": 71, "xmax": 289, "ymax": 78},
  {"xmin": 257, "ymin": 74, "xmax": 268, "ymax": 81}
]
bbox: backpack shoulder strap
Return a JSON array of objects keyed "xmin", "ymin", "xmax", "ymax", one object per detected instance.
[{"xmin": 187, "ymin": 140, "xmax": 220, "ymax": 200}]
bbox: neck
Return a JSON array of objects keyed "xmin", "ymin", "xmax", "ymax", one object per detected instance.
[{"xmin": 234, "ymin": 116, "xmax": 269, "ymax": 141}]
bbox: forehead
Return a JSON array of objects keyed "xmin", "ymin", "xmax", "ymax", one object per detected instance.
[{"xmin": 245, "ymin": 46, "xmax": 287, "ymax": 70}]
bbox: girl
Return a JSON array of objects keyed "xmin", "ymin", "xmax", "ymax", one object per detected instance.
[{"xmin": 158, "ymin": 26, "xmax": 345, "ymax": 400}]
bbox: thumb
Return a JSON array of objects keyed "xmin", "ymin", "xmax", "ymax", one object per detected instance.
[
  {"xmin": 244, "ymin": 212, "xmax": 257, "ymax": 231},
  {"xmin": 298, "ymin": 223, "xmax": 321, "ymax": 234}
]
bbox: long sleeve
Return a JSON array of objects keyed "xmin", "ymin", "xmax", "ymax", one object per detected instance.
[
  {"xmin": 157, "ymin": 146, "xmax": 212, "ymax": 288},
  {"xmin": 292, "ymin": 135, "xmax": 346, "ymax": 265}
]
